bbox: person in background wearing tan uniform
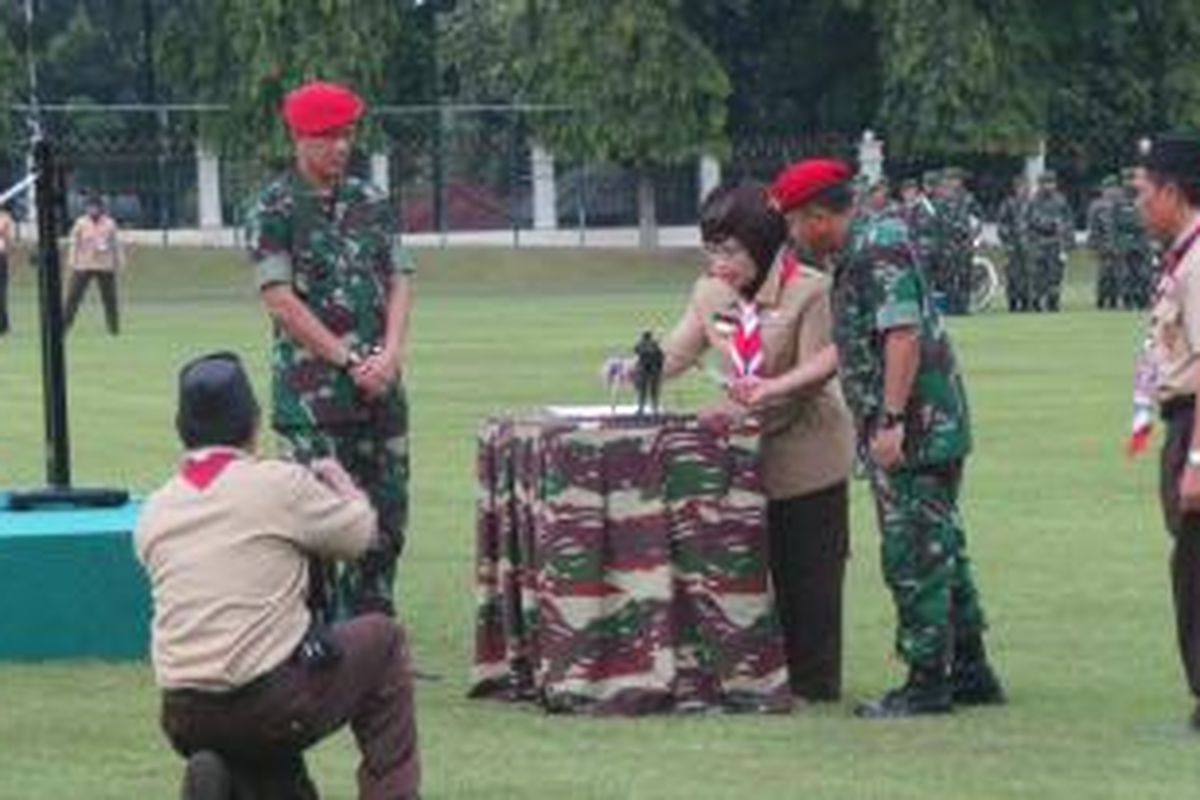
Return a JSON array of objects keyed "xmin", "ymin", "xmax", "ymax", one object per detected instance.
[
  {"xmin": 1134, "ymin": 132, "xmax": 1200, "ymax": 732},
  {"xmin": 135, "ymin": 352, "xmax": 420, "ymax": 800},
  {"xmin": 0, "ymin": 202, "xmax": 14, "ymax": 335},
  {"xmin": 655, "ymin": 182, "xmax": 855, "ymax": 701},
  {"xmin": 63, "ymin": 194, "xmax": 124, "ymax": 334}
]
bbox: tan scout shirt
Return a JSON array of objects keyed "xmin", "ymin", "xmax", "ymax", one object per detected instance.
[
  {"xmin": 134, "ymin": 449, "xmax": 375, "ymax": 691},
  {"xmin": 662, "ymin": 254, "xmax": 855, "ymax": 499},
  {"xmin": 68, "ymin": 213, "xmax": 122, "ymax": 272},
  {"xmin": 1153, "ymin": 217, "xmax": 1200, "ymax": 403}
]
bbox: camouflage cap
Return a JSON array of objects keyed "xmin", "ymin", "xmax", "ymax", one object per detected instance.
[
  {"xmin": 922, "ymin": 169, "xmax": 942, "ymax": 186},
  {"xmin": 1100, "ymin": 175, "xmax": 1119, "ymax": 189},
  {"xmin": 899, "ymin": 177, "xmax": 918, "ymax": 190},
  {"xmin": 943, "ymin": 166, "xmax": 968, "ymax": 181}
]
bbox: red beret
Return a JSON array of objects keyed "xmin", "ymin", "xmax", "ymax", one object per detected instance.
[
  {"xmin": 282, "ymin": 81, "xmax": 365, "ymax": 136},
  {"xmin": 769, "ymin": 159, "xmax": 854, "ymax": 212}
]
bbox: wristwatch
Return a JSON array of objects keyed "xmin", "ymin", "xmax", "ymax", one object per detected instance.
[{"xmin": 879, "ymin": 409, "xmax": 906, "ymax": 429}]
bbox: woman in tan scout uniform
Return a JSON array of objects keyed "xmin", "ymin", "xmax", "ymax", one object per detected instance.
[{"xmin": 658, "ymin": 182, "xmax": 855, "ymax": 701}]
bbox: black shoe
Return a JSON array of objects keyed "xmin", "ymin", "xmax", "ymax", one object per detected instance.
[
  {"xmin": 951, "ymin": 633, "xmax": 1006, "ymax": 705},
  {"xmin": 182, "ymin": 751, "xmax": 233, "ymax": 800},
  {"xmin": 854, "ymin": 666, "xmax": 953, "ymax": 718},
  {"xmin": 952, "ymin": 660, "xmax": 1007, "ymax": 705},
  {"xmin": 1190, "ymin": 703, "xmax": 1200, "ymax": 732}
]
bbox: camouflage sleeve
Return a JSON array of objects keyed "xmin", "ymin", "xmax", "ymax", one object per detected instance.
[
  {"xmin": 246, "ymin": 192, "xmax": 293, "ymax": 289},
  {"xmin": 872, "ymin": 251, "xmax": 923, "ymax": 332}
]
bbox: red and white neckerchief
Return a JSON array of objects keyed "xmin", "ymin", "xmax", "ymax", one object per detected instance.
[
  {"xmin": 180, "ymin": 447, "xmax": 244, "ymax": 490},
  {"xmin": 727, "ymin": 250, "xmax": 802, "ymax": 380},
  {"xmin": 1127, "ymin": 217, "xmax": 1200, "ymax": 456}
]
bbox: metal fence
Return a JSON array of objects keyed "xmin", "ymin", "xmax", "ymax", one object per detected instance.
[{"xmin": 1, "ymin": 103, "xmax": 1134, "ymax": 238}]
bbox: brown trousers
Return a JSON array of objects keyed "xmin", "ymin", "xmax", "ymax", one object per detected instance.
[
  {"xmin": 766, "ymin": 481, "xmax": 850, "ymax": 700},
  {"xmin": 1160, "ymin": 399, "xmax": 1200, "ymax": 700},
  {"xmin": 161, "ymin": 614, "xmax": 420, "ymax": 800},
  {"xmin": 63, "ymin": 269, "xmax": 119, "ymax": 334}
]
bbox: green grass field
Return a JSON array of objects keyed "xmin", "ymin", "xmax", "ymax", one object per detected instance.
[{"xmin": 0, "ymin": 245, "xmax": 1195, "ymax": 799}]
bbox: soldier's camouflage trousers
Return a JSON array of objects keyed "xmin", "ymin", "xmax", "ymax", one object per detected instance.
[
  {"xmin": 1031, "ymin": 244, "xmax": 1065, "ymax": 304},
  {"xmin": 866, "ymin": 459, "xmax": 987, "ymax": 668},
  {"xmin": 1120, "ymin": 251, "xmax": 1155, "ymax": 309},
  {"xmin": 278, "ymin": 414, "xmax": 409, "ymax": 622},
  {"xmin": 1096, "ymin": 252, "xmax": 1121, "ymax": 307},
  {"xmin": 1004, "ymin": 247, "xmax": 1030, "ymax": 306}
]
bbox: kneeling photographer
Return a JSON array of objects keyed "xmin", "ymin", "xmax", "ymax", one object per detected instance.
[{"xmin": 134, "ymin": 352, "xmax": 420, "ymax": 800}]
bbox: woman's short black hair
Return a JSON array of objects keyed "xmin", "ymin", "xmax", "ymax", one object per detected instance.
[{"xmin": 699, "ymin": 181, "xmax": 787, "ymax": 281}]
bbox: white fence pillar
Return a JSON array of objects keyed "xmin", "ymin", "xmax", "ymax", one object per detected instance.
[
  {"xmin": 196, "ymin": 142, "xmax": 222, "ymax": 229},
  {"xmin": 370, "ymin": 152, "xmax": 390, "ymax": 195},
  {"xmin": 1024, "ymin": 139, "xmax": 1046, "ymax": 186},
  {"xmin": 698, "ymin": 155, "xmax": 721, "ymax": 203},
  {"xmin": 531, "ymin": 142, "xmax": 557, "ymax": 230},
  {"xmin": 858, "ymin": 130, "xmax": 885, "ymax": 182}
]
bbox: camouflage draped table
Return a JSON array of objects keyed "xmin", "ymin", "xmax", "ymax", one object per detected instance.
[{"xmin": 470, "ymin": 414, "xmax": 792, "ymax": 715}]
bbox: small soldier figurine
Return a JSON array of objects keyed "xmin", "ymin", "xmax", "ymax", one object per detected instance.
[{"xmin": 632, "ymin": 331, "xmax": 664, "ymax": 416}]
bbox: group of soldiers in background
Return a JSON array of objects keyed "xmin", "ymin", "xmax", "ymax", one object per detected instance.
[
  {"xmin": 857, "ymin": 167, "xmax": 1155, "ymax": 315},
  {"xmin": 997, "ymin": 172, "xmax": 1075, "ymax": 312},
  {"xmin": 1085, "ymin": 168, "xmax": 1157, "ymax": 309},
  {"xmin": 858, "ymin": 168, "xmax": 982, "ymax": 315}
]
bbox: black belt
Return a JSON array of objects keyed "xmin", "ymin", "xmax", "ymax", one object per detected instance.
[{"xmin": 1161, "ymin": 395, "xmax": 1195, "ymax": 421}]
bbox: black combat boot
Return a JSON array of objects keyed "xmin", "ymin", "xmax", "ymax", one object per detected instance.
[
  {"xmin": 951, "ymin": 633, "xmax": 1007, "ymax": 706},
  {"xmin": 1047, "ymin": 294, "xmax": 1060, "ymax": 312},
  {"xmin": 182, "ymin": 751, "xmax": 233, "ymax": 800},
  {"xmin": 854, "ymin": 664, "xmax": 953, "ymax": 718}
]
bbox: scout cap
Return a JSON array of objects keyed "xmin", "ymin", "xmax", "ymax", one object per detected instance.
[
  {"xmin": 176, "ymin": 352, "xmax": 260, "ymax": 449},
  {"xmin": 1137, "ymin": 132, "xmax": 1200, "ymax": 183}
]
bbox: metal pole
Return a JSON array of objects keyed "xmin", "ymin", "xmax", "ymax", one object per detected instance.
[{"xmin": 33, "ymin": 138, "xmax": 71, "ymax": 488}]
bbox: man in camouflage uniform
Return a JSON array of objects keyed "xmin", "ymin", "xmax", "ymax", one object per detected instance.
[
  {"xmin": 997, "ymin": 175, "xmax": 1032, "ymax": 312},
  {"xmin": 1025, "ymin": 170, "xmax": 1075, "ymax": 312},
  {"xmin": 1087, "ymin": 175, "xmax": 1121, "ymax": 309},
  {"xmin": 939, "ymin": 168, "xmax": 980, "ymax": 315},
  {"xmin": 770, "ymin": 158, "xmax": 1005, "ymax": 718},
  {"xmin": 246, "ymin": 81, "xmax": 415, "ymax": 621},
  {"xmin": 1116, "ymin": 167, "xmax": 1157, "ymax": 309},
  {"xmin": 903, "ymin": 171, "xmax": 945, "ymax": 292}
]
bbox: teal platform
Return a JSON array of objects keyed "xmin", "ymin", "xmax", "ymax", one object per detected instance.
[{"xmin": 0, "ymin": 495, "xmax": 149, "ymax": 660}]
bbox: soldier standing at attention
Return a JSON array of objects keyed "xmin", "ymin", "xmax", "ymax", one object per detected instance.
[
  {"xmin": 1025, "ymin": 170, "xmax": 1075, "ymax": 312},
  {"xmin": 997, "ymin": 176, "xmax": 1032, "ymax": 312},
  {"xmin": 246, "ymin": 81, "xmax": 415, "ymax": 620},
  {"xmin": 770, "ymin": 158, "xmax": 1005, "ymax": 718},
  {"xmin": 939, "ymin": 168, "xmax": 978, "ymax": 315},
  {"xmin": 905, "ymin": 171, "xmax": 944, "ymax": 292},
  {"xmin": 1117, "ymin": 166, "xmax": 1157, "ymax": 309},
  {"xmin": 1087, "ymin": 176, "xmax": 1121, "ymax": 309},
  {"xmin": 1133, "ymin": 133, "xmax": 1200, "ymax": 731}
]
